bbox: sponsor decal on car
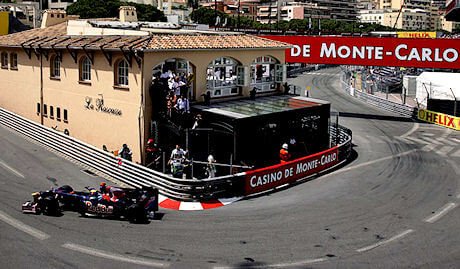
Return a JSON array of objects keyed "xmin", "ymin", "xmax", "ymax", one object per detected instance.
[{"xmin": 85, "ymin": 201, "xmax": 114, "ymax": 214}]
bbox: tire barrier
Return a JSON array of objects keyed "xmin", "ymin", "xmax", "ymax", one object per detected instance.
[{"xmin": 0, "ymin": 108, "xmax": 352, "ymax": 201}]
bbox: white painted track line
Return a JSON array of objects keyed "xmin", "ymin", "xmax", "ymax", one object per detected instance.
[
  {"xmin": 0, "ymin": 159, "xmax": 25, "ymax": 178},
  {"xmin": 62, "ymin": 243, "xmax": 169, "ymax": 268},
  {"xmin": 451, "ymin": 149, "xmax": 460, "ymax": 158},
  {"xmin": 356, "ymin": 229, "xmax": 414, "ymax": 253},
  {"xmin": 335, "ymin": 149, "xmax": 417, "ymax": 174},
  {"xmin": 214, "ymin": 257, "xmax": 328, "ymax": 269},
  {"xmin": 0, "ymin": 210, "xmax": 50, "ymax": 240},
  {"xmin": 434, "ymin": 146, "xmax": 454, "ymax": 156},
  {"xmin": 424, "ymin": 203, "xmax": 458, "ymax": 224},
  {"xmin": 400, "ymin": 123, "xmax": 419, "ymax": 138}
]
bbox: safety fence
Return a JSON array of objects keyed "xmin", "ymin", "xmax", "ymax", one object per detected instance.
[
  {"xmin": 341, "ymin": 70, "xmax": 418, "ymax": 118},
  {"xmin": 0, "ymin": 108, "xmax": 352, "ymax": 201}
]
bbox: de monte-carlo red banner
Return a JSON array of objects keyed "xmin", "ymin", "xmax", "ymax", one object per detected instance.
[{"xmin": 263, "ymin": 36, "xmax": 460, "ymax": 69}]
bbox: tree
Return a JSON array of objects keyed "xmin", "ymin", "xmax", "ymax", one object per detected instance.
[
  {"xmin": 67, "ymin": 0, "xmax": 166, "ymax": 22},
  {"xmin": 66, "ymin": 0, "xmax": 120, "ymax": 19},
  {"xmin": 121, "ymin": 2, "xmax": 166, "ymax": 22},
  {"xmin": 190, "ymin": 7, "xmax": 226, "ymax": 26}
]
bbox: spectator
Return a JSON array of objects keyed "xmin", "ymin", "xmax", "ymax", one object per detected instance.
[
  {"xmin": 175, "ymin": 95, "xmax": 190, "ymax": 114},
  {"xmin": 146, "ymin": 138, "xmax": 162, "ymax": 169},
  {"xmin": 206, "ymin": 154, "xmax": 217, "ymax": 178},
  {"xmin": 192, "ymin": 114, "xmax": 202, "ymax": 129},
  {"xmin": 169, "ymin": 144, "xmax": 187, "ymax": 163},
  {"xmin": 119, "ymin": 143, "xmax": 133, "ymax": 161},
  {"xmin": 166, "ymin": 91, "xmax": 177, "ymax": 118}
]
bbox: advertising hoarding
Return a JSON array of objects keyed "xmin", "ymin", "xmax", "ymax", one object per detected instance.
[
  {"xmin": 245, "ymin": 147, "xmax": 339, "ymax": 195},
  {"xmin": 0, "ymin": 12, "xmax": 9, "ymax": 36},
  {"xmin": 397, "ymin": 32, "xmax": 436, "ymax": 38},
  {"xmin": 417, "ymin": 109, "xmax": 460, "ymax": 130},
  {"xmin": 263, "ymin": 36, "xmax": 460, "ymax": 69}
]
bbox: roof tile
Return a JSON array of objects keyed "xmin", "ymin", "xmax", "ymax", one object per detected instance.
[{"xmin": 0, "ymin": 22, "xmax": 290, "ymax": 51}]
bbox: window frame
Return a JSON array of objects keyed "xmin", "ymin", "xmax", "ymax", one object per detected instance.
[
  {"xmin": 250, "ymin": 56, "xmax": 279, "ymax": 93},
  {"xmin": 79, "ymin": 56, "xmax": 92, "ymax": 83},
  {"xmin": 63, "ymin": 109, "xmax": 68, "ymax": 122},
  {"xmin": 206, "ymin": 57, "xmax": 241, "ymax": 98},
  {"xmin": 10, "ymin": 53, "xmax": 18, "ymax": 70},
  {"xmin": 1, "ymin": 52, "xmax": 8, "ymax": 69},
  {"xmin": 114, "ymin": 59, "xmax": 129, "ymax": 88},
  {"xmin": 50, "ymin": 105, "xmax": 54, "ymax": 119},
  {"xmin": 50, "ymin": 55, "xmax": 61, "ymax": 79}
]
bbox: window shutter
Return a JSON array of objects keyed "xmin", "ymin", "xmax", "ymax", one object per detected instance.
[{"xmin": 275, "ymin": 64, "xmax": 286, "ymax": 83}]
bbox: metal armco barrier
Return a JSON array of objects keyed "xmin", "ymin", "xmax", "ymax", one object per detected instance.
[
  {"xmin": 341, "ymin": 71, "xmax": 418, "ymax": 118},
  {"xmin": 354, "ymin": 90, "xmax": 418, "ymax": 118},
  {"xmin": 0, "ymin": 108, "xmax": 352, "ymax": 201}
]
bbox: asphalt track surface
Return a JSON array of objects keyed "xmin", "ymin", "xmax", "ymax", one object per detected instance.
[{"xmin": 1, "ymin": 67, "xmax": 459, "ymax": 269}]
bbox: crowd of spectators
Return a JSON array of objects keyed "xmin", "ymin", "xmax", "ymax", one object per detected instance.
[{"xmin": 150, "ymin": 69, "xmax": 193, "ymax": 120}]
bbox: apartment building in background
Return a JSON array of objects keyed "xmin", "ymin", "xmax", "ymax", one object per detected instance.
[{"xmin": 359, "ymin": 8, "xmax": 429, "ymax": 30}]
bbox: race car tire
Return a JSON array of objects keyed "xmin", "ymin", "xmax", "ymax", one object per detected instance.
[
  {"xmin": 126, "ymin": 204, "xmax": 147, "ymax": 224},
  {"xmin": 43, "ymin": 200, "xmax": 59, "ymax": 216}
]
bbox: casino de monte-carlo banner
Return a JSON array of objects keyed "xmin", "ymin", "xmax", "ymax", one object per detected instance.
[
  {"xmin": 245, "ymin": 147, "xmax": 339, "ymax": 195},
  {"xmin": 263, "ymin": 36, "xmax": 460, "ymax": 69}
]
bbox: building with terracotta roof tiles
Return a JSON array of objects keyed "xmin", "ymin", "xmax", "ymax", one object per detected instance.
[{"xmin": 0, "ymin": 8, "xmax": 290, "ymax": 164}]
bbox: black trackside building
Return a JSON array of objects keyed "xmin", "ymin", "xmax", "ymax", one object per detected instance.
[{"xmin": 186, "ymin": 95, "xmax": 331, "ymax": 168}]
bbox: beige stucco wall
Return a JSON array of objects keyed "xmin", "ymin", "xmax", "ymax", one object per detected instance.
[
  {"xmin": 0, "ymin": 48, "xmax": 41, "ymax": 121},
  {"xmin": 0, "ymin": 48, "xmax": 144, "ymax": 162},
  {"xmin": 42, "ymin": 51, "xmax": 143, "ymax": 162},
  {"xmin": 1, "ymin": 45, "xmax": 286, "ymax": 164}
]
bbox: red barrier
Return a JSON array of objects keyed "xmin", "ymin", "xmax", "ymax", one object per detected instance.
[
  {"xmin": 244, "ymin": 146, "xmax": 339, "ymax": 195},
  {"xmin": 263, "ymin": 36, "xmax": 460, "ymax": 69}
]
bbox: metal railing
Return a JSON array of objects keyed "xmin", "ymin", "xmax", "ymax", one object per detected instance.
[
  {"xmin": 0, "ymin": 108, "xmax": 352, "ymax": 201},
  {"xmin": 341, "ymin": 77, "xmax": 417, "ymax": 118}
]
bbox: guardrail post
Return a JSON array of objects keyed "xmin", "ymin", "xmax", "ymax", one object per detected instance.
[
  {"xmin": 230, "ymin": 154, "xmax": 235, "ymax": 175},
  {"xmin": 162, "ymin": 151, "xmax": 166, "ymax": 173}
]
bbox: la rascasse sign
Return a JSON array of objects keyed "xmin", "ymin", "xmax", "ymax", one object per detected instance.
[
  {"xmin": 245, "ymin": 147, "xmax": 339, "ymax": 195},
  {"xmin": 84, "ymin": 96, "xmax": 122, "ymax": 116},
  {"xmin": 263, "ymin": 36, "xmax": 460, "ymax": 69}
]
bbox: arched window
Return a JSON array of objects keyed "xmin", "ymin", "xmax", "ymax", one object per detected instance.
[
  {"xmin": 79, "ymin": 56, "xmax": 91, "ymax": 82},
  {"xmin": 50, "ymin": 54, "xmax": 61, "ymax": 79},
  {"xmin": 206, "ymin": 57, "xmax": 242, "ymax": 97},
  {"xmin": 10, "ymin": 53, "xmax": 18, "ymax": 70},
  {"xmin": 1, "ymin": 52, "xmax": 8, "ymax": 69},
  {"xmin": 251, "ymin": 56, "xmax": 280, "ymax": 93},
  {"xmin": 115, "ymin": 59, "xmax": 129, "ymax": 87}
]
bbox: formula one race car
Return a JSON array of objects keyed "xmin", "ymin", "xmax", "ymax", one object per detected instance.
[
  {"xmin": 78, "ymin": 186, "xmax": 159, "ymax": 223},
  {"xmin": 22, "ymin": 190, "xmax": 60, "ymax": 216},
  {"xmin": 22, "ymin": 184, "xmax": 159, "ymax": 223}
]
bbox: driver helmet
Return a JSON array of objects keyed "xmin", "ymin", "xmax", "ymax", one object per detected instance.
[
  {"xmin": 282, "ymin": 143, "xmax": 288, "ymax": 150},
  {"xmin": 90, "ymin": 189, "xmax": 98, "ymax": 195},
  {"xmin": 147, "ymin": 138, "xmax": 154, "ymax": 145},
  {"xmin": 32, "ymin": 192, "xmax": 40, "ymax": 198}
]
